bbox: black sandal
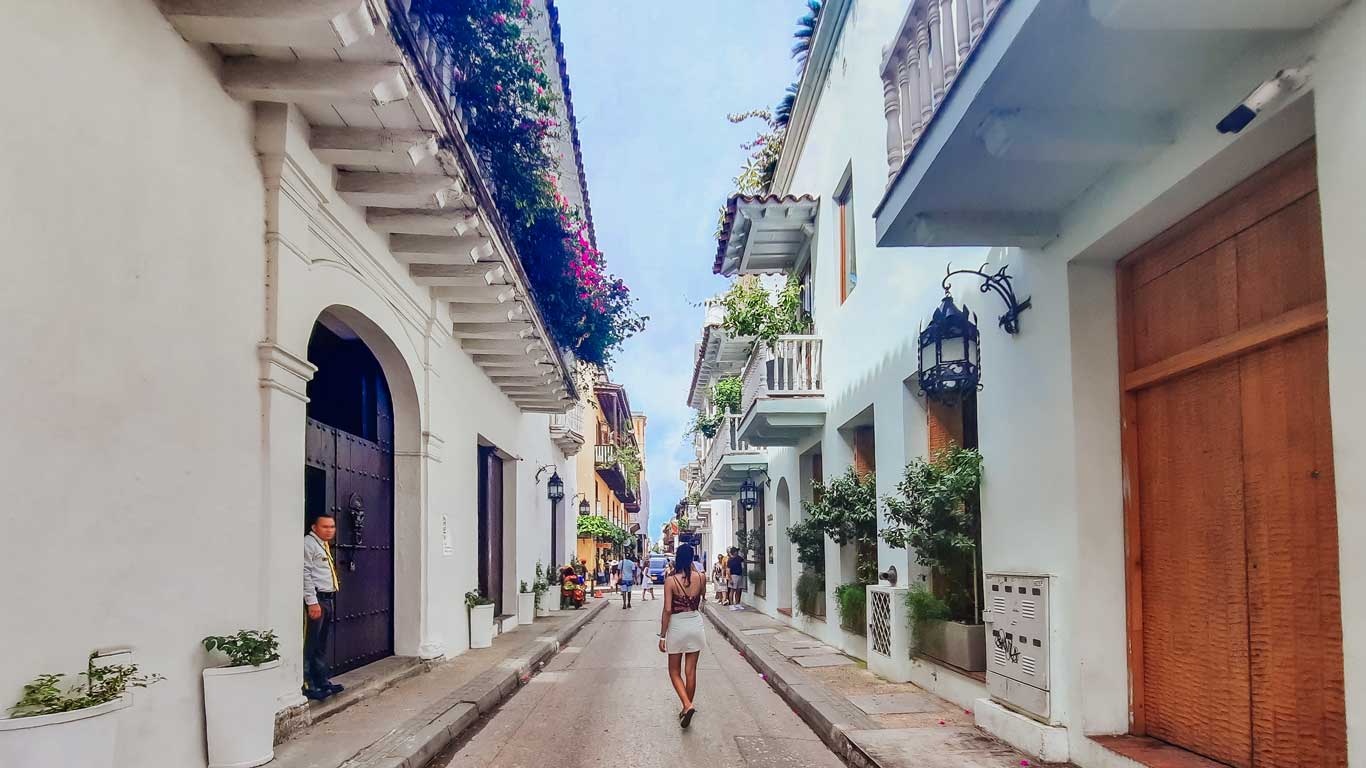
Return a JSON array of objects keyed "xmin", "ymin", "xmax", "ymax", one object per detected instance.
[{"xmin": 680, "ymin": 707, "xmax": 696, "ymax": 729}]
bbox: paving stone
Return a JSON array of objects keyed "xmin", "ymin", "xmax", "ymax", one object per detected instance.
[
  {"xmin": 735, "ymin": 735, "xmax": 844, "ymax": 768},
  {"xmin": 848, "ymin": 693, "xmax": 942, "ymax": 715},
  {"xmin": 845, "ymin": 728, "xmax": 1022, "ymax": 768},
  {"xmin": 741, "ymin": 628, "xmax": 780, "ymax": 635},
  {"xmin": 794, "ymin": 654, "xmax": 856, "ymax": 668},
  {"xmin": 773, "ymin": 644, "xmax": 839, "ymax": 659}
]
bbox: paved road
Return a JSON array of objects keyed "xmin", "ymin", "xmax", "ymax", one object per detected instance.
[{"xmin": 433, "ymin": 593, "xmax": 846, "ymax": 768}]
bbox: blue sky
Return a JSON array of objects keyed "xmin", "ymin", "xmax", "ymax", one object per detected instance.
[{"xmin": 555, "ymin": 2, "xmax": 803, "ymax": 541}]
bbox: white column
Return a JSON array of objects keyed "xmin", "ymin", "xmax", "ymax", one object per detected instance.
[
  {"xmin": 968, "ymin": 0, "xmax": 985, "ymax": 45},
  {"xmin": 897, "ymin": 41, "xmax": 921, "ymax": 156},
  {"xmin": 916, "ymin": 16, "xmax": 933, "ymax": 125},
  {"xmin": 882, "ymin": 54, "xmax": 903, "ymax": 183},
  {"xmin": 926, "ymin": 1, "xmax": 945, "ymax": 108},
  {"xmin": 939, "ymin": 0, "xmax": 959, "ymax": 86},
  {"xmin": 955, "ymin": 0, "xmax": 972, "ymax": 69}
]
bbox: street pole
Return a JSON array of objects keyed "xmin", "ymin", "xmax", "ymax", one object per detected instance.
[{"xmin": 550, "ymin": 498, "xmax": 559, "ymax": 569}]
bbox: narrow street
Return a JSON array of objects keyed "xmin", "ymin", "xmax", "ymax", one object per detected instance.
[{"xmin": 433, "ymin": 593, "xmax": 844, "ymax": 768}]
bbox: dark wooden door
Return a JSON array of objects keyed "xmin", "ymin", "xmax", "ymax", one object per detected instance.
[
  {"xmin": 478, "ymin": 446, "xmax": 505, "ymax": 616},
  {"xmin": 1118, "ymin": 141, "xmax": 1345, "ymax": 767},
  {"xmin": 305, "ymin": 418, "xmax": 394, "ymax": 675}
]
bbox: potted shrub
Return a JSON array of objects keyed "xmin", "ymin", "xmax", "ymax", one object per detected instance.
[
  {"xmin": 883, "ymin": 445, "xmax": 987, "ymax": 671},
  {"xmin": 466, "ymin": 591, "xmax": 495, "ymax": 648},
  {"xmin": 200, "ymin": 630, "xmax": 280, "ymax": 768},
  {"xmin": 834, "ymin": 582, "xmax": 869, "ymax": 636},
  {"xmin": 1, "ymin": 651, "xmax": 162, "ymax": 768},
  {"xmin": 517, "ymin": 580, "xmax": 535, "ymax": 625},
  {"xmin": 533, "ymin": 561, "xmax": 554, "ymax": 616}
]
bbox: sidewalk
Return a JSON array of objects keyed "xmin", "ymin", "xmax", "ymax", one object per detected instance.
[
  {"xmin": 272, "ymin": 599, "xmax": 607, "ymax": 768},
  {"xmin": 704, "ymin": 603, "xmax": 1066, "ymax": 768}
]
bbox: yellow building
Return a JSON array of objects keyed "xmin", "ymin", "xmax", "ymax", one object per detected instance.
[{"xmin": 573, "ymin": 374, "xmax": 645, "ymax": 577}]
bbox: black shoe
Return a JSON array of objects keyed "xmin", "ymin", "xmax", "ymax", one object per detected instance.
[
  {"xmin": 303, "ymin": 687, "xmax": 331, "ymax": 701},
  {"xmin": 680, "ymin": 707, "xmax": 696, "ymax": 729}
]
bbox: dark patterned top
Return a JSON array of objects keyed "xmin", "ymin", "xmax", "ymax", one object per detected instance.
[{"xmin": 669, "ymin": 574, "xmax": 703, "ymax": 613}]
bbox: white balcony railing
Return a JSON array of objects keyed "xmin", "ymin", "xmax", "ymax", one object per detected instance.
[
  {"xmin": 703, "ymin": 414, "xmax": 751, "ymax": 484},
  {"xmin": 549, "ymin": 402, "xmax": 585, "ymax": 436},
  {"xmin": 881, "ymin": 0, "xmax": 1005, "ymax": 183},
  {"xmin": 740, "ymin": 336, "xmax": 824, "ymax": 419}
]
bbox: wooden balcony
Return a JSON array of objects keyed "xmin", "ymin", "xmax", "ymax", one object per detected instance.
[
  {"xmin": 737, "ymin": 336, "xmax": 826, "ymax": 447},
  {"xmin": 594, "ymin": 444, "xmax": 627, "ymax": 493}
]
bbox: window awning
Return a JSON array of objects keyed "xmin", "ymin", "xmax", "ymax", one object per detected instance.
[{"xmin": 713, "ymin": 195, "xmax": 819, "ymax": 276}]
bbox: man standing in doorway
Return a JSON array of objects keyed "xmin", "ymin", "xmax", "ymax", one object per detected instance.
[
  {"xmin": 304, "ymin": 512, "xmax": 343, "ymax": 700},
  {"xmin": 618, "ymin": 554, "xmax": 637, "ymax": 609},
  {"xmin": 727, "ymin": 547, "xmax": 745, "ymax": 610}
]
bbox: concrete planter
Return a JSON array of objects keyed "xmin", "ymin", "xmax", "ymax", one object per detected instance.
[
  {"xmin": 469, "ymin": 603, "xmax": 495, "ymax": 649},
  {"xmin": 0, "ymin": 695, "xmax": 129, "ymax": 768},
  {"xmin": 202, "ymin": 660, "xmax": 280, "ymax": 768},
  {"xmin": 517, "ymin": 592, "xmax": 535, "ymax": 625},
  {"xmin": 918, "ymin": 620, "xmax": 986, "ymax": 672}
]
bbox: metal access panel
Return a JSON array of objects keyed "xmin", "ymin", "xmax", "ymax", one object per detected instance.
[{"xmin": 983, "ymin": 573, "xmax": 1052, "ymax": 722}]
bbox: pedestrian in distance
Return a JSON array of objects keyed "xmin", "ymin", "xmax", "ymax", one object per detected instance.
[
  {"xmin": 726, "ymin": 547, "xmax": 746, "ymax": 610},
  {"xmin": 641, "ymin": 558, "xmax": 657, "ymax": 601},
  {"xmin": 303, "ymin": 512, "xmax": 344, "ymax": 701},
  {"xmin": 618, "ymin": 554, "xmax": 637, "ymax": 609},
  {"xmin": 659, "ymin": 543, "xmax": 706, "ymax": 728},
  {"xmin": 711, "ymin": 554, "xmax": 727, "ymax": 604}
]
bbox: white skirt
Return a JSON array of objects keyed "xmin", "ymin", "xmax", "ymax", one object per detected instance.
[{"xmin": 665, "ymin": 610, "xmax": 706, "ymax": 654}]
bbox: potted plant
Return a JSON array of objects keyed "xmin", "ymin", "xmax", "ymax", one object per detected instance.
[
  {"xmin": 466, "ymin": 590, "xmax": 495, "ymax": 649},
  {"xmin": 200, "ymin": 630, "xmax": 280, "ymax": 768},
  {"xmin": 533, "ymin": 561, "xmax": 554, "ymax": 616},
  {"xmin": 1, "ymin": 651, "xmax": 162, "ymax": 768},
  {"xmin": 834, "ymin": 582, "xmax": 869, "ymax": 635},
  {"xmin": 517, "ymin": 580, "xmax": 535, "ymax": 625},
  {"xmin": 883, "ymin": 445, "xmax": 987, "ymax": 671}
]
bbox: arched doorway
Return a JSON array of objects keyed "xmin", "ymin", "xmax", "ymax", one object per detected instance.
[
  {"xmin": 303, "ymin": 313, "xmax": 395, "ymax": 674},
  {"xmin": 775, "ymin": 478, "xmax": 792, "ymax": 615}
]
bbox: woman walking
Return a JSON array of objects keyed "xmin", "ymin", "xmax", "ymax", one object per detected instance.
[{"xmin": 658, "ymin": 543, "xmax": 706, "ymax": 728}]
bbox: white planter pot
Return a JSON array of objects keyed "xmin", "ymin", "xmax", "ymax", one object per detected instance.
[
  {"xmin": 469, "ymin": 603, "xmax": 495, "ymax": 649},
  {"xmin": 202, "ymin": 660, "xmax": 280, "ymax": 768},
  {"xmin": 0, "ymin": 695, "xmax": 129, "ymax": 768},
  {"xmin": 517, "ymin": 592, "xmax": 535, "ymax": 624},
  {"xmin": 539, "ymin": 593, "xmax": 558, "ymax": 615}
]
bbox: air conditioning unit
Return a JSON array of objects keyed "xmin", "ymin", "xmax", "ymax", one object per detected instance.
[{"xmin": 983, "ymin": 573, "xmax": 1053, "ymax": 722}]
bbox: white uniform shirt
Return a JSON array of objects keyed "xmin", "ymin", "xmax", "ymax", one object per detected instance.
[{"xmin": 303, "ymin": 532, "xmax": 338, "ymax": 606}]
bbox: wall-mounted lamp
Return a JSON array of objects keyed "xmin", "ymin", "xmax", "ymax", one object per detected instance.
[
  {"xmin": 739, "ymin": 475, "xmax": 759, "ymax": 512},
  {"xmin": 917, "ymin": 294, "xmax": 981, "ymax": 403},
  {"xmin": 942, "ymin": 262, "xmax": 1031, "ymax": 334}
]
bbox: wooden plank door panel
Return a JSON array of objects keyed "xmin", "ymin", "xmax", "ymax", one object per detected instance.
[
  {"xmin": 1136, "ymin": 361, "xmax": 1252, "ymax": 768},
  {"xmin": 1240, "ymin": 331, "xmax": 1345, "ymax": 768}
]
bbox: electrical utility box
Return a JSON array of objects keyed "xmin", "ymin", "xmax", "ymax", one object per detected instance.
[{"xmin": 983, "ymin": 572, "xmax": 1053, "ymax": 722}]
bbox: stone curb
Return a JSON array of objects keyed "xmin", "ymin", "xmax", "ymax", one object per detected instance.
[
  {"xmin": 345, "ymin": 599, "xmax": 608, "ymax": 768},
  {"xmin": 703, "ymin": 603, "xmax": 879, "ymax": 768}
]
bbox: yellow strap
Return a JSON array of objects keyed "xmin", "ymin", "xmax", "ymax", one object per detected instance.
[{"xmin": 323, "ymin": 539, "xmax": 340, "ymax": 591}]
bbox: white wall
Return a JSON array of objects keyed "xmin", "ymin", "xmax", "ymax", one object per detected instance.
[
  {"xmin": 758, "ymin": 0, "xmax": 1366, "ymax": 760},
  {"xmin": 0, "ymin": 3, "xmax": 579, "ymax": 766}
]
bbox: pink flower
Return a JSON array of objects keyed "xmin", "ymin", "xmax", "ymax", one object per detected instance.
[
  {"xmin": 1020, "ymin": 762, "xmax": 1030, "ymax": 767},
  {"xmin": 494, "ymin": 84, "xmax": 503, "ymax": 93},
  {"xmin": 492, "ymin": 12, "xmax": 507, "ymax": 24},
  {"xmin": 937, "ymin": 720, "xmax": 946, "ymax": 726}
]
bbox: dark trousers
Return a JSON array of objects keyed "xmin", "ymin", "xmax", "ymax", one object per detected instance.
[{"xmin": 303, "ymin": 593, "xmax": 334, "ymax": 690}]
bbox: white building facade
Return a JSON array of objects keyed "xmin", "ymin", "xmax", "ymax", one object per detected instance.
[
  {"xmin": 694, "ymin": 0, "xmax": 1364, "ymax": 766},
  {"xmin": 0, "ymin": 2, "xmax": 604, "ymax": 766}
]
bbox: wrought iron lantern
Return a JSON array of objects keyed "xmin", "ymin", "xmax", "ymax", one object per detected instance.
[
  {"xmin": 917, "ymin": 293, "xmax": 982, "ymax": 402},
  {"xmin": 578, "ymin": 497, "xmax": 591, "ymax": 516},
  {"xmin": 739, "ymin": 475, "xmax": 759, "ymax": 512},
  {"xmin": 546, "ymin": 471, "xmax": 564, "ymax": 502}
]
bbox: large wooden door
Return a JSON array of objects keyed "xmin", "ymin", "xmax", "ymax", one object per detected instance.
[
  {"xmin": 305, "ymin": 419, "xmax": 395, "ymax": 674},
  {"xmin": 477, "ymin": 446, "xmax": 505, "ymax": 616},
  {"xmin": 1118, "ymin": 142, "xmax": 1345, "ymax": 767}
]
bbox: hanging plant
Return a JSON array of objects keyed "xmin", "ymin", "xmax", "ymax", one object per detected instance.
[
  {"xmin": 408, "ymin": 0, "xmax": 644, "ymax": 365},
  {"xmin": 721, "ymin": 274, "xmax": 808, "ymax": 349}
]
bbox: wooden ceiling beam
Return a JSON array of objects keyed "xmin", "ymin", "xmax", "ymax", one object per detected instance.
[
  {"xmin": 222, "ymin": 59, "xmax": 406, "ymax": 105},
  {"xmin": 157, "ymin": 0, "xmax": 375, "ymax": 48},
  {"xmin": 338, "ymin": 171, "xmax": 464, "ymax": 209},
  {"xmin": 311, "ymin": 127, "xmax": 437, "ymax": 168},
  {"xmin": 367, "ymin": 209, "xmax": 480, "ymax": 237}
]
